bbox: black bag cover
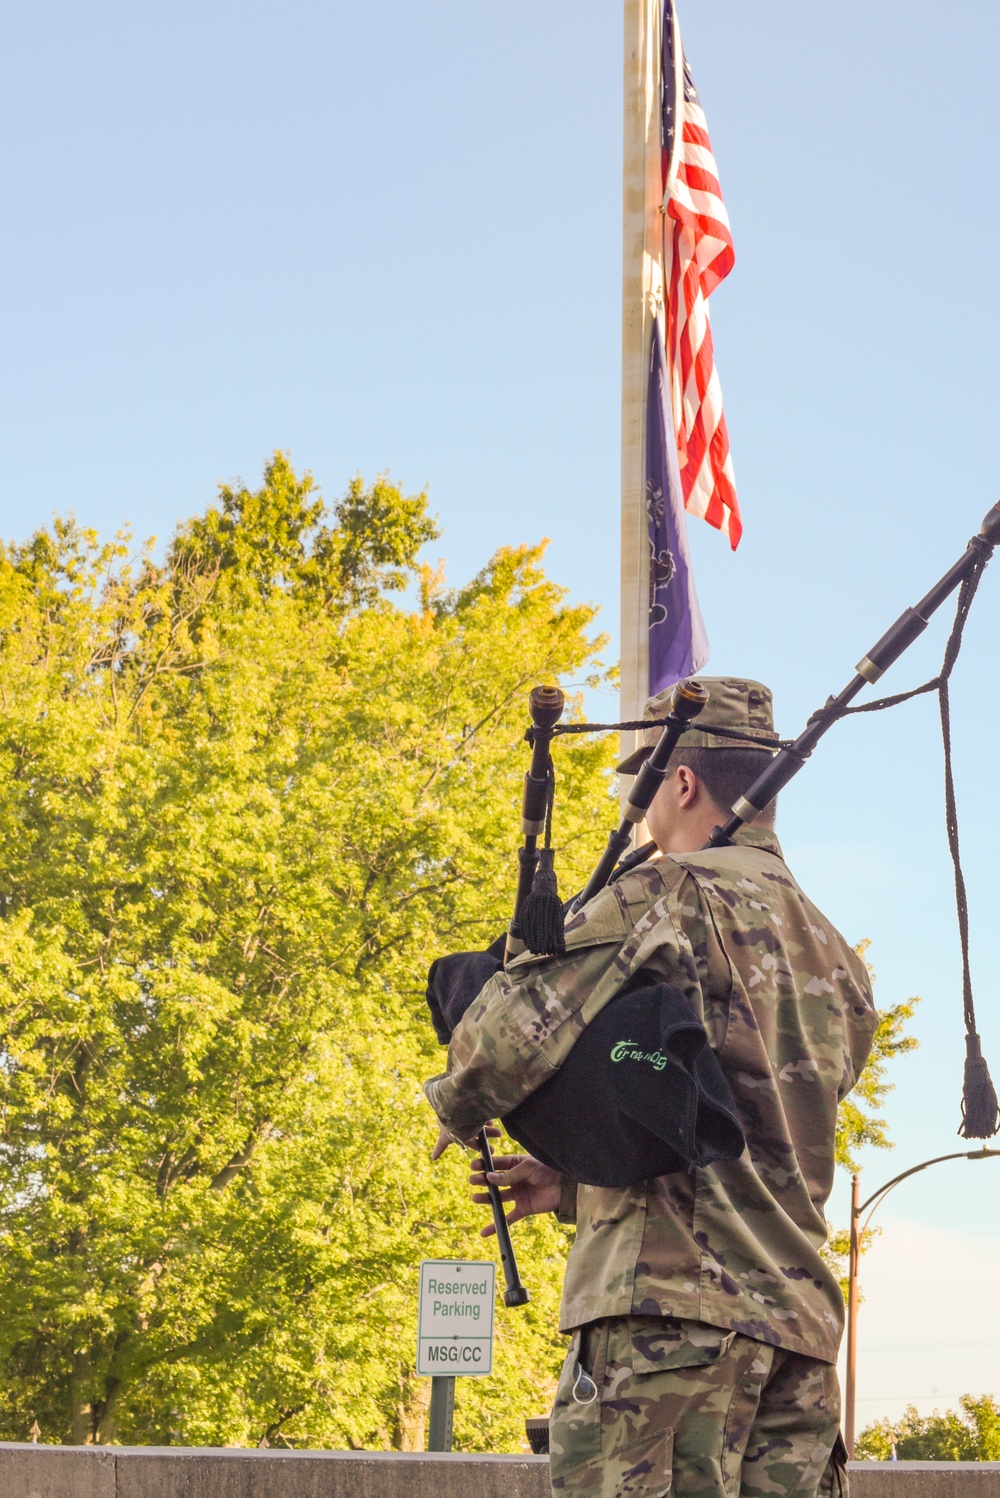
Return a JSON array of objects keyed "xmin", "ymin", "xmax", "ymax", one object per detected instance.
[
  {"xmin": 425, "ymin": 937, "xmax": 505, "ymax": 1045},
  {"xmin": 502, "ymin": 983, "xmax": 745, "ymax": 1188}
]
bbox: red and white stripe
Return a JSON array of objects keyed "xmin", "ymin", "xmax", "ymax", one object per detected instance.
[{"xmin": 663, "ymin": 92, "xmax": 742, "ymax": 549}]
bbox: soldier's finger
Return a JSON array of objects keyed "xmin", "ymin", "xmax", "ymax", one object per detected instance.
[
  {"xmin": 468, "ymin": 1154, "xmax": 518, "ymax": 1176},
  {"xmin": 487, "ymin": 1162, "xmax": 530, "ymax": 1185},
  {"xmin": 468, "ymin": 1169, "xmax": 495, "ymax": 1185},
  {"xmin": 479, "ymin": 1155, "xmax": 521, "ymax": 1175}
]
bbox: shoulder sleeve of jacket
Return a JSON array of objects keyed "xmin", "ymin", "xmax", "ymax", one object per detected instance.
[
  {"xmin": 610, "ymin": 859, "xmax": 716, "ymax": 1036},
  {"xmin": 836, "ymin": 947, "xmax": 879, "ymax": 1102},
  {"xmin": 423, "ymin": 872, "xmax": 691, "ymax": 1140}
]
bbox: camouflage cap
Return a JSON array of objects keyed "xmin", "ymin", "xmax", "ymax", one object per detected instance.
[{"xmin": 616, "ymin": 677, "xmax": 779, "ymax": 775}]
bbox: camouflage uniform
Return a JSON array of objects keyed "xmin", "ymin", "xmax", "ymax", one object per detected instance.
[
  {"xmin": 424, "ymin": 679, "xmax": 876, "ymax": 1498},
  {"xmin": 549, "ymin": 1316, "xmax": 844, "ymax": 1498}
]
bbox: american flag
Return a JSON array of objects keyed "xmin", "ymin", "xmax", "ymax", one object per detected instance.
[{"xmin": 661, "ymin": 1, "xmax": 741, "ymax": 549}]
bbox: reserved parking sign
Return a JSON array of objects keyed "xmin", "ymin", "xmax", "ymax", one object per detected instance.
[{"xmin": 416, "ymin": 1260, "xmax": 495, "ymax": 1377}]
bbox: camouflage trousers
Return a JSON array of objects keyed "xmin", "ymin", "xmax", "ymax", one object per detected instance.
[{"xmin": 549, "ymin": 1317, "xmax": 846, "ymax": 1498}]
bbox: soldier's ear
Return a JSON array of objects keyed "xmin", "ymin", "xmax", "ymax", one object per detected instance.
[{"xmin": 675, "ymin": 764, "xmax": 699, "ymax": 808}]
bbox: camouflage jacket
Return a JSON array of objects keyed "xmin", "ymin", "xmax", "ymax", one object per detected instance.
[{"xmin": 424, "ymin": 826, "xmax": 878, "ymax": 1363}]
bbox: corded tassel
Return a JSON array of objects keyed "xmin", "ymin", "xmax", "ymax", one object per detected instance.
[
  {"xmin": 958, "ymin": 1031, "xmax": 1000, "ymax": 1140},
  {"xmin": 520, "ymin": 848, "xmax": 566, "ymax": 956}
]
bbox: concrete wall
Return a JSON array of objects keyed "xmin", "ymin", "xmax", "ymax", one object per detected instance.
[
  {"xmin": 0, "ymin": 1445, "xmax": 998, "ymax": 1498},
  {"xmin": 849, "ymin": 1469, "xmax": 1000, "ymax": 1498},
  {"xmin": 0, "ymin": 1447, "xmax": 547, "ymax": 1498}
]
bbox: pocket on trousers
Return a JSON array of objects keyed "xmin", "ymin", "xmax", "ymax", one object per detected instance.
[
  {"xmin": 629, "ymin": 1316, "xmax": 735, "ymax": 1375},
  {"xmin": 549, "ymin": 1327, "xmax": 608, "ymax": 1475},
  {"xmin": 601, "ymin": 1426, "xmax": 675, "ymax": 1498},
  {"xmin": 819, "ymin": 1431, "xmax": 849, "ymax": 1498}
]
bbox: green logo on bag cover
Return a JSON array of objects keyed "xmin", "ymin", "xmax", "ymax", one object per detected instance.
[{"xmin": 610, "ymin": 1040, "xmax": 668, "ymax": 1072}]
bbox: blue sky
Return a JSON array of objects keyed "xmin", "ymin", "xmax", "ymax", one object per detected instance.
[{"xmin": 3, "ymin": 0, "xmax": 999, "ymax": 1425}]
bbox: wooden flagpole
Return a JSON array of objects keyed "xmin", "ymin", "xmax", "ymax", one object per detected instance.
[{"xmin": 620, "ymin": 0, "xmax": 664, "ymax": 801}]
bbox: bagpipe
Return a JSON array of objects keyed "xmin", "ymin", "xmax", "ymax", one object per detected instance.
[{"xmin": 428, "ymin": 503, "xmax": 1000, "ymax": 1307}]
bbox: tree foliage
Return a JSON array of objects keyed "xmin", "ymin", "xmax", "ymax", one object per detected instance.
[
  {"xmin": 820, "ymin": 944, "xmax": 919, "ymax": 1293},
  {"xmin": 836, "ymin": 945, "xmax": 919, "ymax": 1172},
  {"xmin": 0, "ymin": 455, "xmax": 614, "ymax": 1449},
  {"xmin": 858, "ymin": 1396, "xmax": 1000, "ymax": 1461}
]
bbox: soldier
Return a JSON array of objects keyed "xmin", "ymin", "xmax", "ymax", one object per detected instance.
[{"xmin": 425, "ymin": 678, "xmax": 878, "ymax": 1498}]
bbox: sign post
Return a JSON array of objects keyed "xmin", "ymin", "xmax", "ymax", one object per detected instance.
[
  {"xmin": 417, "ymin": 1260, "xmax": 496, "ymax": 1452},
  {"xmin": 428, "ymin": 1373, "xmax": 456, "ymax": 1454}
]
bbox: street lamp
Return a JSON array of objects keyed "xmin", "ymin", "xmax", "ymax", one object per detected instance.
[{"xmin": 844, "ymin": 1147, "xmax": 1000, "ymax": 1457}]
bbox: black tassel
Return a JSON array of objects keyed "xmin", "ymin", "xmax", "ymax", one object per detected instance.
[
  {"xmin": 958, "ymin": 1031, "xmax": 1000, "ymax": 1140},
  {"xmin": 520, "ymin": 848, "xmax": 566, "ymax": 956}
]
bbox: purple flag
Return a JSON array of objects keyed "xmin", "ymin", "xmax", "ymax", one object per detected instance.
[{"xmin": 646, "ymin": 313, "xmax": 710, "ymax": 694}]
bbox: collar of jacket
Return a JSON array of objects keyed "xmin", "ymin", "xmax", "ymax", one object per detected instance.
[
  {"xmin": 653, "ymin": 822, "xmax": 784, "ymax": 866},
  {"xmin": 727, "ymin": 822, "xmax": 785, "ymax": 861}
]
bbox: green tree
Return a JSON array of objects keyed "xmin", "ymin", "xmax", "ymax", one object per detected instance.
[
  {"xmin": 0, "ymin": 456, "xmax": 614, "ymax": 1449},
  {"xmin": 857, "ymin": 1396, "xmax": 1000, "ymax": 1460},
  {"xmin": 822, "ymin": 947, "xmax": 919, "ymax": 1292},
  {"xmin": 837, "ymin": 945, "xmax": 919, "ymax": 1171}
]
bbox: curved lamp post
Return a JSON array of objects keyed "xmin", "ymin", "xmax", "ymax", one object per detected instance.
[{"xmin": 845, "ymin": 1147, "xmax": 1000, "ymax": 1456}]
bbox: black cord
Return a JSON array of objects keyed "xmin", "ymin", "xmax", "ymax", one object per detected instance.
[
  {"xmin": 806, "ymin": 554, "xmax": 987, "ymax": 1052},
  {"xmin": 939, "ymin": 564, "xmax": 986, "ymax": 1039},
  {"xmin": 544, "ymin": 719, "xmax": 788, "ymax": 746}
]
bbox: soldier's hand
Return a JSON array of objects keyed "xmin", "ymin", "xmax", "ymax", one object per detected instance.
[
  {"xmin": 431, "ymin": 1122, "xmax": 500, "ymax": 1161},
  {"xmin": 469, "ymin": 1153, "xmax": 561, "ymax": 1235}
]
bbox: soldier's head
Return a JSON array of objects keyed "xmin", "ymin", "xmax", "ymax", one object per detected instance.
[{"xmin": 617, "ymin": 678, "xmax": 779, "ymax": 855}]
